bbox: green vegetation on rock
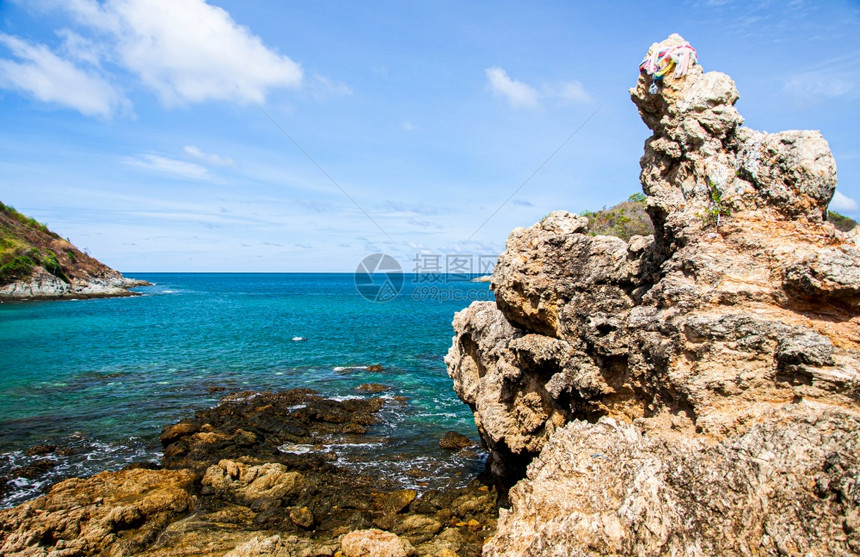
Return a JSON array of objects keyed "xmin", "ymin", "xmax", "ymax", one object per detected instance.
[
  {"xmin": 582, "ymin": 193, "xmax": 654, "ymax": 241},
  {"xmin": 828, "ymin": 210, "xmax": 857, "ymax": 232},
  {"xmin": 0, "ymin": 254, "xmax": 36, "ymax": 283},
  {"xmin": 702, "ymin": 178, "xmax": 732, "ymax": 228},
  {"xmin": 0, "ymin": 202, "xmax": 59, "ymax": 239},
  {"xmin": 0, "ymin": 201, "xmax": 73, "ymax": 286}
]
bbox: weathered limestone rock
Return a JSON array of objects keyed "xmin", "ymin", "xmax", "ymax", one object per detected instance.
[
  {"xmin": 224, "ymin": 534, "xmax": 337, "ymax": 557},
  {"xmin": 0, "ymin": 468, "xmax": 196, "ymax": 557},
  {"xmin": 446, "ymin": 33, "xmax": 860, "ymax": 554},
  {"xmin": 485, "ymin": 406, "xmax": 860, "ymax": 556},
  {"xmin": 201, "ymin": 459, "xmax": 305, "ymax": 508},
  {"xmin": 341, "ymin": 528, "xmax": 414, "ymax": 557}
]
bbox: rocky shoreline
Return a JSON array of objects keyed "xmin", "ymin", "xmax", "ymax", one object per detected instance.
[
  {"xmin": 0, "ymin": 389, "xmax": 499, "ymax": 556},
  {"xmin": 0, "ymin": 275, "xmax": 151, "ymax": 301}
]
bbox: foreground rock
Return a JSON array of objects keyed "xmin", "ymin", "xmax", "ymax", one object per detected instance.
[
  {"xmin": 488, "ymin": 407, "xmax": 860, "ymax": 555},
  {"xmin": 446, "ymin": 34, "xmax": 860, "ymax": 553},
  {"xmin": 0, "ymin": 468, "xmax": 196, "ymax": 556},
  {"xmin": 0, "ymin": 389, "xmax": 499, "ymax": 556}
]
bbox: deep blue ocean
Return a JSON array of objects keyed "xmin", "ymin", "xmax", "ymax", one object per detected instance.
[{"xmin": 0, "ymin": 273, "xmax": 494, "ymax": 508}]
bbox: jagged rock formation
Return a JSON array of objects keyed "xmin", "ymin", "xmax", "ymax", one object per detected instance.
[
  {"xmin": 0, "ymin": 201, "xmax": 148, "ymax": 299},
  {"xmin": 446, "ymin": 34, "xmax": 860, "ymax": 553}
]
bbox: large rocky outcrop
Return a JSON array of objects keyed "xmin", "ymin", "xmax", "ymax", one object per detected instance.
[{"xmin": 446, "ymin": 34, "xmax": 860, "ymax": 553}]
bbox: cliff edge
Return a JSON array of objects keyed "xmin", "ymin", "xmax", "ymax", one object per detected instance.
[
  {"xmin": 0, "ymin": 201, "xmax": 148, "ymax": 299},
  {"xmin": 446, "ymin": 34, "xmax": 860, "ymax": 555}
]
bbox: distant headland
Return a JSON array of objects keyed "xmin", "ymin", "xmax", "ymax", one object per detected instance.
[{"xmin": 0, "ymin": 201, "xmax": 149, "ymax": 300}]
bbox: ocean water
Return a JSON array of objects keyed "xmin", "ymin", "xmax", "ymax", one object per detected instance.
[{"xmin": 0, "ymin": 273, "xmax": 494, "ymax": 508}]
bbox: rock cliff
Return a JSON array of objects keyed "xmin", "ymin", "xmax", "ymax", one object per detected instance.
[
  {"xmin": 0, "ymin": 201, "xmax": 148, "ymax": 299},
  {"xmin": 446, "ymin": 34, "xmax": 860, "ymax": 554}
]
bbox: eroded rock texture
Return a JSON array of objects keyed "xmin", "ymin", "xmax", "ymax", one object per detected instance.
[{"xmin": 446, "ymin": 33, "xmax": 860, "ymax": 553}]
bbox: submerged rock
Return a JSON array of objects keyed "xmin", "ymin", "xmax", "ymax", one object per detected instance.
[
  {"xmin": 446, "ymin": 34, "xmax": 860, "ymax": 554},
  {"xmin": 439, "ymin": 431, "xmax": 473, "ymax": 450},
  {"xmin": 356, "ymin": 383, "xmax": 393, "ymax": 393}
]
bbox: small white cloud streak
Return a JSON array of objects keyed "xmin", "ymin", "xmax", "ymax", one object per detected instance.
[
  {"xmin": 831, "ymin": 190, "xmax": 859, "ymax": 212},
  {"xmin": 485, "ymin": 67, "xmax": 592, "ymax": 108},
  {"xmin": 0, "ymin": 33, "xmax": 125, "ymax": 117},
  {"xmin": 557, "ymin": 80, "xmax": 592, "ymax": 104},
  {"xmin": 311, "ymin": 73, "xmax": 352, "ymax": 98},
  {"xmin": 183, "ymin": 145, "xmax": 235, "ymax": 167},
  {"xmin": 124, "ymin": 153, "xmax": 210, "ymax": 180},
  {"xmin": 56, "ymin": 28, "xmax": 103, "ymax": 67},
  {"xmin": 485, "ymin": 66, "xmax": 539, "ymax": 108},
  {"xmin": 783, "ymin": 74, "xmax": 858, "ymax": 100}
]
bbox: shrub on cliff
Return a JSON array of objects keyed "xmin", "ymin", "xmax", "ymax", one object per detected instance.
[
  {"xmin": 581, "ymin": 193, "xmax": 654, "ymax": 241},
  {"xmin": 828, "ymin": 210, "xmax": 858, "ymax": 232}
]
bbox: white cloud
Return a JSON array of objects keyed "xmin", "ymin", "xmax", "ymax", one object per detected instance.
[
  {"xmin": 124, "ymin": 153, "xmax": 210, "ymax": 180},
  {"xmin": 783, "ymin": 74, "xmax": 858, "ymax": 101},
  {"xmin": 311, "ymin": 74, "xmax": 352, "ymax": 98},
  {"xmin": 56, "ymin": 28, "xmax": 104, "ymax": 67},
  {"xmin": 183, "ymin": 145, "xmax": 235, "ymax": 167},
  {"xmin": 557, "ymin": 80, "xmax": 592, "ymax": 104},
  {"xmin": 831, "ymin": 190, "xmax": 859, "ymax": 212},
  {"xmin": 485, "ymin": 66, "xmax": 538, "ymax": 109},
  {"xmin": 378, "ymin": 201, "xmax": 438, "ymax": 215},
  {"xmin": 296, "ymin": 199, "xmax": 335, "ymax": 213},
  {"xmin": 485, "ymin": 67, "xmax": 592, "ymax": 108},
  {"xmin": 402, "ymin": 121, "xmax": 416, "ymax": 131},
  {"xmin": 60, "ymin": 0, "xmax": 304, "ymax": 106},
  {"xmin": 0, "ymin": 33, "xmax": 125, "ymax": 117}
]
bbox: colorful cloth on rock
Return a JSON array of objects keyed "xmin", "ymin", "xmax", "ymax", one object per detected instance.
[{"xmin": 639, "ymin": 43, "xmax": 698, "ymax": 94}]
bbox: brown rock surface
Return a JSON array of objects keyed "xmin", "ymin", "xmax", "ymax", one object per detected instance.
[
  {"xmin": 439, "ymin": 431, "xmax": 473, "ymax": 450},
  {"xmin": 0, "ymin": 468, "xmax": 196, "ymax": 556},
  {"xmin": 446, "ymin": 34, "xmax": 860, "ymax": 553},
  {"xmin": 340, "ymin": 528, "xmax": 414, "ymax": 557}
]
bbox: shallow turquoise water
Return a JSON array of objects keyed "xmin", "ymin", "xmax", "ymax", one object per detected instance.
[{"xmin": 0, "ymin": 273, "xmax": 493, "ymax": 507}]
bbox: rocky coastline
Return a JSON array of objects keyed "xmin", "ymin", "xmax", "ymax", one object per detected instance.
[
  {"xmin": 0, "ymin": 389, "xmax": 499, "ymax": 556},
  {"xmin": 0, "ymin": 275, "xmax": 151, "ymax": 300},
  {"xmin": 445, "ymin": 34, "xmax": 860, "ymax": 554}
]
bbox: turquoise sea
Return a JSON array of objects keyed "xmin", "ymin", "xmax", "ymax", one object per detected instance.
[{"xmin": 0, "ymin": 273, "xmax": 494, "ymax": 508}]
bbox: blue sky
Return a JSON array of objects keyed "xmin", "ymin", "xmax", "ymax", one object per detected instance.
[{"xmin": 1, "ymin": 0, "xmax": 858, "ymax": 272}]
